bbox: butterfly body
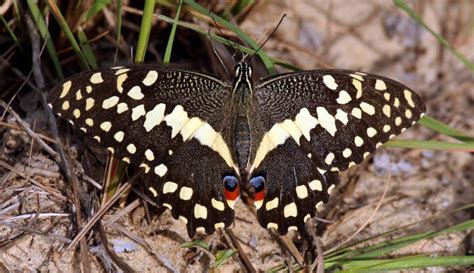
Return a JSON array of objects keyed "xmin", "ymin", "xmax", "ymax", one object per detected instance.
[{"xmin": 48, "ymin": 62, "xmax": 425, "ymax": 237}]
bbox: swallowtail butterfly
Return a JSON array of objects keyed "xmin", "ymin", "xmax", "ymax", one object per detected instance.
[{"xmin": 48, "ymin": 61, "xmax": 425, "ymax": 237}]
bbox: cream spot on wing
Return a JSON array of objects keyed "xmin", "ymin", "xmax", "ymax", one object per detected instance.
[
  {"xmin": 117, "ymin": 102, "xmax": 129, "ymax": 114},
  {"xmin": 139, "ymin": 163, "xmax": 150, "ymax": 173},
  {"xmin": 85, "ymin": 98, "xmax": 95, "ymax": 111},
  {"xmin": 131, "ymin": 104, "xmax": 146, "ymax": 121},
  {"xmin": 265, "ymin": 197, "xmax": 279, "ymax": 211},
  {"xmin": 179, "ymin": 216, "xmax": 188, "ymax": 224},
  {"xmin": 90, "ymin": 72, "xmax": 103, "ymax": 84},
  {"xmin": 211, "ymin": 198, "xmax": 225, "ymax": 211},
  {"xmin": 350, "ymin": 74, "xmax": 364, "ymax": 81},
  {"xmin": 127, "ymin": 144, "xmax": 136, "ymax": 154},
  {"xmin": 127, "ymin": 86, "xmax": 144, "ymax": 100},
  {"xmin": 348, "ymin": 162, "xmax": 356, "ymax": 168},
  {"xmin": 62, "ymin": 101, "xmax": 70, "ymax": 110},
  {"xmin": 148, "ymin": 187, "xmax": 158, "ymax": 197},
  {"xmin": 102, "ymin": 96, "xmax": 119, "ymax": 109},
  {"xmin": 214, "ymin": 222, "xmax": 225, "ymax": 229},
  {"xmin": 316, "ymin": 201, "xmax": 324, "ymax": 212},
  {"xmin": 343, "ymin": 148, "xmax": 352, "ymax": 158},
  {"xmin": 142, "ymin": 70, "xmax": 158, "ymax": 86},
  {"xmin": 336, "ymin": 90, "xmax": 351, "ymax": 104},
  {"xmin": 86, "ymin": 86, "xmax": 93, "ymax": 93},
  {"xmin": 394, "ymin": 98, "xmax": 400, "ymax": 107},
  {"xmin": 179, "ymin": 186, "xmax": 193, "ymax": 200},
  {"xmin": 75, "ymin": 90, "xmax": 83, "ymax": 100},
  {"xmin": 145, "ymin": 149, "xmax": 154, "ymax": 161},
  {"xmin": 114, "ymin": 68, "xmax": 130, "ymax": 75},
  {"xmin": 100, "ymin": 121, "xmax": 112, "ymax": 132},
  {"xmin": 195, "ymin": 227, "xmax": 205, "ymax": 233},
  {"xmin": 163, "ymin": 181, "xmax": 178, "ymax": 194},
  {"xmin": 117, "ymin": 73, "xmax": 128, "ymax": 93},
  {"xmin": 395, "ymin": 117, "xmax": 402, "ymax": 126},
  {"xmin": 405, "ymin": 109, "xmax": 413, "ymax": 119},
  {"xmin": 327, "ymin": 184, "xmax": 336, "ymax": 195},
  {"xmin": 180, "ymin": 117, "xmax": 204, "ymax": 141},
  {"xmin": 383, "ymin": 104, "xmax": 391, "ymax": 117},
  {"xmin": 335, "ymin": 109, "xmax": 349, "ymax": 125},
  {"xmin": 309, "ymin": 179, "xmax": 322, "ymax": 191},
  {"xmin": 325, "ymin": 152, "xmax": 335, "ymax": 165},
  {"xmin": 284, "ymin": 202, "xmax": 298, "ymax": 218},
  {"xmin": 304, "ymin": 214, "xmax": 311, "ymax": 223},
  {"xmin": 59, "ymin": 81, "xmax": 72, "ymax": 98},
  {"xmin": 279, "ymin": 119, "xmax": 303, "ymax": 144},
  {"xmin": 323, "ymin": 75, "xmax": 338, "ymax": 90},
  {"xmin": 85, "ymin": 118, "xmax": 94, "ymax": 126},
  {"xmin": 294, "ymin": 108, "xmax": 318, "ymax": 141},
  {"xmin": 295, "ymin": 185, "xmax": 308, "ymax": 199},
  {"xmin": 80, "ymin": 127, "xmax": 87, "ymax": 133},
  {"xmin": 193, "ymin": 123, "xmax": 235, "ymax": 169},
  {"xmin": 194, "ymin": 204, "xmax": 207, "ymax": 219},
  {"xmin": 164, "ymin": 105, "xmax": 189, "ymax": 138},
  {"xmin": 384, "ymin": 92, "xmax": 390, "ymax": 101},
  {"xmin": 367, "ymin": 127, "xmax": 377, "ymax": 137},
  {"xmin": 154, "ymin": 164, "xmax": 168, "ymax": 177},
  {"xmin": 352, "ymin": 79, "xmax": 363, "ymax": 99},
  {"xmin": 354, "ymin": 136, "xmax": 364, "ymax": 147},
  {"xmin": 307, "ymin": 153, "xmax": 312, "ymax": 158},
  {"xmin": 317, "ymin": 107, "xmax": 337, "ymax": 136},
  {"xmin": 375, "ymin": 79, "xmax": 387, "ymax": 90},
  {"xmin": 122, "ymin": 157, "xmax": 130, "ymax": 163},
  {"xmin": 363, "ymin": 152, "xmax": 370, "ymax": 158},
  {"xmin": 383, "ymin": 124, "xmax": 391, "ymax": 132},
  {"xmin": 72, "ymin": 109, "xmax": 81, "ymax": 118},
  {"xmin": 288, "ymin": 226, "xmax": 298, "ymax": 231},
  {"xmin": 144, "ymin": 103, "xmax": 166, "ymax": 132},
  {"xmin": 404, "ymin": 90, "xmax": 415, "ymax": 107},
  {"xmin": 351, "ymin": 108, "xmax": 362, "ymax": 119},
  {"xmin": 360, "ymin": 102, "xmax": 375, "ymax": 115},
  {"xmin": 94, "ymin": 136, "xmax": 101, "ymax": 142},
  {"xmin": 267, "ymin": 223, "xmax": 278, "ymax": 230}
]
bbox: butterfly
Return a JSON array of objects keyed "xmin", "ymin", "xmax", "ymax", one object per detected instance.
[{"xmin": 48, "ymin": 61, "xmax": 425, "ymax": 237}]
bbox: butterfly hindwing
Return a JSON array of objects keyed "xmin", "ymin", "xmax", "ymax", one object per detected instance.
[
  {"xmin": 248, "ymin": 70, "xmax": 425, "ymax": 234},
  {"xmin": 48, "ymin": 65, "xmax": 239, "ymax": 236}
]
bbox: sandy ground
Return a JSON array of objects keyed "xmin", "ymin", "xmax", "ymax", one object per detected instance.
[{"xmin": 1, "ymin": 0, "xmax": 473, "ymax": 272}]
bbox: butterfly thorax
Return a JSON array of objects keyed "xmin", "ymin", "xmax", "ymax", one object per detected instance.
[{"xmin": 232, "ymin": 62, "xmax": 253, "ymax": 176}]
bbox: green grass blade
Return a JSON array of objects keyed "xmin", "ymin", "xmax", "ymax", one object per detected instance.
[
  {"xmin": 182, "ymin": 0, "xmax": 276, "ymax": 75},
  {"xmin": 86, "ymin": 0, "xmax": 112, "ymax": 20},
  {"xmin": 114, "ymin": 0, "xmax": 123, "ymax": 64},
  {"xmin": 419, "ymin": 116, "xmax": 474, "ymax": 143},
  {"xmin": 1, "ymin": 15, "xmax": 18, "ymax": 44},
  {"xmin": 327, "ymin": 219, "xmax": 474, "ymax": 263},
  {"xmin": 163, "ymin": 0, "xmax": 183, "ymax": 64},
  {"xmin": 385, "ymin": 139, "xmax": 474, "ymax": 151},
  {"xmin": 394, "ymin": 0, "xmax": 474, "ymax": 72},
  {"xmin": 47, "ymin": 0, "xmax": 89, "ymax": 70},
  {"xmin": 325, "ymin": 204, "xmax": 474, "ymax": 260},
  {"xmin": 135, "ymin": 0, "xmax": 156, "ymax": 64},
  {"xmin": 334, "ymin": 255, "xmax": 474, "ymax": 272},
  {"xmin": 77, "ymin": 29, "xmax": 98, "ymax": 69},
  {"xmin": 27, "ymin": 0, "xmax": 64, "ymax": 79}
]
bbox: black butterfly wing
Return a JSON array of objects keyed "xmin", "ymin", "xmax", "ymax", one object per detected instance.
[
  {"xmin": 249, "ymin": 70, "xmax": 426, "ymax": 233},
  {"xmin": 48, "ymin": 65, "xmax": 239, "ymax": 237}
]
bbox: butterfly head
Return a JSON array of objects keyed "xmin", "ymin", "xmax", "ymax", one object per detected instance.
[{"xmin": 232, "ymin": 62, "xmax": 253, "ymax": 95}]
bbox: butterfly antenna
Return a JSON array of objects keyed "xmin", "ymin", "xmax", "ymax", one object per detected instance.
[
  {"xmin": 208, "ymin": 28, "xmax": 231, "ymax": 79},
  {"xmin": 210, "ymin": 12, "xmax": 243, "ymax": 62},
  {"xmin": 245, "ymin": 13, "xmax": 287, "ymax": 63}
]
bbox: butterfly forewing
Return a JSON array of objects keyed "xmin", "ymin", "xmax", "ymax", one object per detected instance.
[
  {"xmin": 248, "ymin": 70, "xmax": 425, "ymax": 233},
  {"xmin": 48, "ymin": 65, "xmax": 239, "ymax": 237}
]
